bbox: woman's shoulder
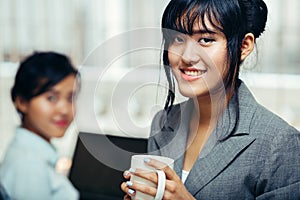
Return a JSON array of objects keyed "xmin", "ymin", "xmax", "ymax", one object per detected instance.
[
  {"xmin": 237, "ymin": 82, "xmax": 299, "ymax": 137},
  {"xmin": 247, "ymin": 103, "xmax": 300, "ymax": 147},
  {"xmin": 0, "ymin": 131, "xmax": 56, "ymax": 180},
  {"xmin": 0, "ymin": 152, "xmax": 51, "ymax": 198},
  {"xmin": 1, "ymin": 146, "xmax": 50, "ymax": 176},
  {"xmin": 254, "ymin": 103, "xmax": 298, "ymax": 133}
]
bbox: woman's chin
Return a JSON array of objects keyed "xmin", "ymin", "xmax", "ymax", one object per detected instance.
[{"xmin": 178, "ymin": 85, "xmax": 209, "ymax": 99}]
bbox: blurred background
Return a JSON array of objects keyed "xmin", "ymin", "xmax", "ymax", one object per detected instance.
[{"xmin": 0, "ymin": 0, "xmax": 300, "ymax": 162}]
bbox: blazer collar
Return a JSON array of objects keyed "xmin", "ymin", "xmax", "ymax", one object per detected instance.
[
  {"xmin": 153, "ymin": 82, "xmax": 257, "ymax": 141},
  {"xmin": 220, "ymin": 81, "xmax": 258, "ymax": 138}
]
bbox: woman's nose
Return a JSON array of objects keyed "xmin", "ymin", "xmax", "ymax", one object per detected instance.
[
  {"xmin": 182, "ymin": 40, "xmax": 201, "ymax": 65},
  {"xmin": 57, "ymin": 100, "xmax": 72, "ymax": 115}
]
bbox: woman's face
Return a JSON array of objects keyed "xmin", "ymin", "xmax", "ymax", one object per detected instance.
[
  {"xmin": 168, "ymin": 16, "xmax": 228, "ymax": 99},
  {"xmin": 19, "ymin": 74, "xmax": 77, "ymax": 141}
]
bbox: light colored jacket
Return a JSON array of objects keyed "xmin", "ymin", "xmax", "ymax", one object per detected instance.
[{"xmin": 0, "ymin": 127, "xmax": 79, "ymax": 200}]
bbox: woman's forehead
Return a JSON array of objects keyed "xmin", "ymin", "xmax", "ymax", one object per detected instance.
[
  {"xmin": 194, "ymin": 15, "xmax": 220, "ymax": 32},
  {"xmin": 176, "ymin": 13, "xmax": 222, "ymax": 34}
]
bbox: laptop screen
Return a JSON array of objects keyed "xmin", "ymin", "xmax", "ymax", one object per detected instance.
[{"xmin": 68, "ymin": 132, "xmax": 148, "ymax": 200}]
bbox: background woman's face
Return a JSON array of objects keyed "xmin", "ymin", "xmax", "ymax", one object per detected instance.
[
  {"xmin": 168, "ymin": 16, "xmax": 228, "ymax": 99},
  {"xmin": 19, "ymin": 75, "xmax": 77, "ymax": 141}
]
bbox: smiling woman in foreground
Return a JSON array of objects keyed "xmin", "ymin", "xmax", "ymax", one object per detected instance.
[{"xmin": 121, "ymin": 0, "xmax": 300, "ymax": 199}]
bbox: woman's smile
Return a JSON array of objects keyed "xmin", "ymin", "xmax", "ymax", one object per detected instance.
[
  {"xmin": 53, "ymin": 119, "xmax": 70, "ymax": 128},
  {"xmin": 180, "ymin": 67, "xmax": 208, "ymax": 81}
]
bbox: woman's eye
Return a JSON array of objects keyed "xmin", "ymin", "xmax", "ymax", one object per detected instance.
[
  {"xmin": 173, "ymin": 36, "xmax": 185, "ymax": 44},
  {"xmin": 47, "ymin": 95, "xmax": 57, "ymax": 102},
  {"xmin": 199, "ymin": 38, "xmax": 214, "ymax": 45}
]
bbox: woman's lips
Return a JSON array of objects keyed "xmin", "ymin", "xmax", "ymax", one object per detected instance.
[
  {"xmin": 54, "ymin": 120, "xmax": 69, "ymax": 128},
  {"xmin": 180, "ymin": 68, "xmax": 207, "ymax": 81}
]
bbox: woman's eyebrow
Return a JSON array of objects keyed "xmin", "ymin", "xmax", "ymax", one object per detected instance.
[
  {"xmin": 192, "ymin": 28, "xmax": 217, "ymax": 35},
  {"xmin": 45, "ymin": 88, "xmax": 59, "ymax": 94}
]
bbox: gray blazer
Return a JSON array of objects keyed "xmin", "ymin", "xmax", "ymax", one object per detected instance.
[{"xmin": 148, "ymin": 82, "xmax": 300, "ymax": 199}]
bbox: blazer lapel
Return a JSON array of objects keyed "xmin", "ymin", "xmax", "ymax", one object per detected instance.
[
  {"xmin": 185, "ymin": 135, "xmax": 255, "ymax": 195},
  {"xmin": 153, "ymin": 99, "xmax": 194, "ymax": 176}
]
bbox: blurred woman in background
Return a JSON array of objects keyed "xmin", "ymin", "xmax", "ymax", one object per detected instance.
[{"xmin": 0, "ymin": 52, "xmax": 80, "ymax": 200}]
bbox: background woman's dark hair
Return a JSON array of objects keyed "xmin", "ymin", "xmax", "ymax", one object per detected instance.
[
  {"xmin": 11, "ymin": 51, "xmax": 79, "ymax": 114},
  {"xmin": 161, "ymin": 0, "xmax": 268, "ymax": 111}
]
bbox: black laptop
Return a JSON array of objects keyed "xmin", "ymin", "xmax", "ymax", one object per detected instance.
[{"xmin": 69, "ymin": 132, "xmax": 148, "ymax": 200}]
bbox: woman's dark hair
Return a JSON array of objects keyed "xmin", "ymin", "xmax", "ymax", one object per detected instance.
[
  {"xmin": 11, "ymin": 51, "xmax": 79, "ymax": 115},
  {"xmin": 161, "ymin": 0, "xmax": 268, "ymax": 111}
]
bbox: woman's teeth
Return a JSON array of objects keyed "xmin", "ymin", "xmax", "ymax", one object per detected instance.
[{"xmin": 183, "ymin": 70, "xmax": 206, "ymax": 76}]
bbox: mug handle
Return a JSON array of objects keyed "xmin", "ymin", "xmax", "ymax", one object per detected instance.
[{"xmin": 154, "ymin": 170, "xmax": 166, "ymax": 200}]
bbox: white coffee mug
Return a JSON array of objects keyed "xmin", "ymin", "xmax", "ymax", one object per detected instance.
[{"xmin": 130, "ymin": 155, "xmax": 174, "ymax": 200}]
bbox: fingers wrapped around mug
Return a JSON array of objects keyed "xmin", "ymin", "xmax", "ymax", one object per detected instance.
[
  {"xmin": 144, "ymin": 157, "xmax": 180, "ymax": 182},
  {"xmin": 124, "ymin": 155, "xmax": 175, "ymax": 200},
  {"xmin": 143, "ymin": 158, "xmax": 196, "ymax": 200},
  {"xmin": 123, "ymin": 168, "xmax": 166, "ymax": 200},
  {"xmin": 121, "ymin": 180, "xmax": 136, "ymax": 197}
]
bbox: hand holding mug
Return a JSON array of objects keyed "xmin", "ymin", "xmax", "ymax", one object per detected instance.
[{"xmin": 121, "ymin": 155, "xmax": 196, "ymax": 200}]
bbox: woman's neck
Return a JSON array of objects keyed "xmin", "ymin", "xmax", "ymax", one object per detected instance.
[
  {"xmin": 183, "ymin": 92, "xmax": 230, "ymax": 171},
  {"xmin": 194, "ymin": 91, "xmax": 228, "ymax": 126}
]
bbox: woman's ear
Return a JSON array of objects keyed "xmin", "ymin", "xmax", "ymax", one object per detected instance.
[
  {"xmin": 241, "ymin": 33, "xmax": 255, "ymax": 61},
  {"xmin": 15, "ymin": 96, "xmax": 29, "ymax": 114}
]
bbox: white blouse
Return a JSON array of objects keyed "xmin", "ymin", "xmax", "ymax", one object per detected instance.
[{"xmin": 181, "ymin": 170, "xmax": 190, "ymax": 183}]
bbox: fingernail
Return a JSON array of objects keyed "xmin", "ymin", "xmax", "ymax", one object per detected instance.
[
  {"xmin": 124, "ymin": 171, "xmax": 130, "ymax": 176},
  {"xmin": 126, "ymin": 181, "xmax": 133, "ymax": 187},
  {"xmin": 144, "ymin": 158, "xmax": 150, "ymax": 163},
  {"xmin": 129, "ymin": 168, "xmax": 136, "ymax": 173},
  {"xmin": 128, "ymin": 189, "xmax": 135, "ymax": 195}
]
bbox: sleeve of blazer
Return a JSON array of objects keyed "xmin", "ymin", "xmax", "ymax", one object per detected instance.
[{"xmin": 256, "ymin": 128, "xmax": 300, "ymax": 200}]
